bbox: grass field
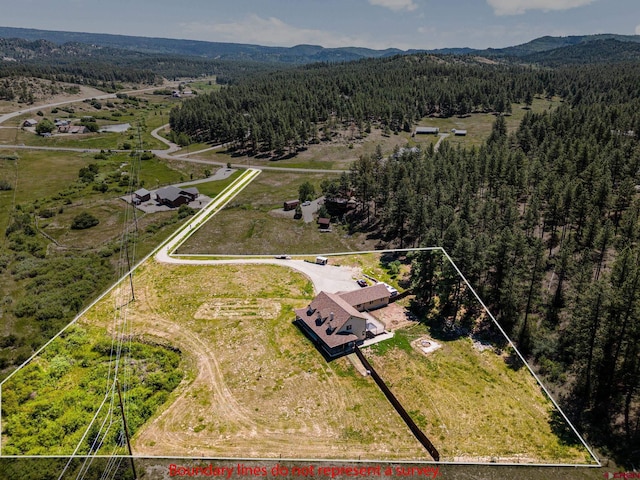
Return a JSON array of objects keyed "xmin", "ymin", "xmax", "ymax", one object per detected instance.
[
  {"xmin": 75, "ymin": 261, "xmax": 428, "ymax": 459},
  {"xmin": 364, "ymin": 326, "xmax": 592, "ymax": 463},
  {"xmin": 177, "ymin": 171, "xmax": 377, "ymax": 255},
  {"xmin": 2, "ymin": 256, "xmax": 596, "ymax": 463},
  {"xmin": 179, "ymin": 170, "xmax": 243, "ymax": 198}
]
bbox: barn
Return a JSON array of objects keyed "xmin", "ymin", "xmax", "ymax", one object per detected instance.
[{"xmin": 414, "ymin": 126, "xmax": 439, "ymax": 135}]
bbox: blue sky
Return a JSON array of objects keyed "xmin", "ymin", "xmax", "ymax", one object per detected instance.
[{"xmin": 0, "ymin": 0, "xmax": 638, "ymax": 50}]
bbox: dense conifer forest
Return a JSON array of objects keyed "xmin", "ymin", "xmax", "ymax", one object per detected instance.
[{"xmin": 171, "ymin": 54, "xmax": 640, "ymax": 464}]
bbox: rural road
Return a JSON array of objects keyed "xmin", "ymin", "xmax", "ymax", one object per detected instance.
[
  {"xmin": 0, "ymin": 84, "xmax": 173, "ymax": 126},
  {"xmin": 153, "ymin": 168, "xmax": 360, "ymax": 295},
  {"xmin": 0, "ymin": 90, "xmax": 357, "ymax": 293},
  {"xmin": 434, "ymin": 133, "xmax": 449, "ymax": 152}
]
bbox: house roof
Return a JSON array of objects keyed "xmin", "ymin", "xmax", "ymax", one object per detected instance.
[
  {"xmin": 295, "ymin": 291, "xmax": 363, "ymax": 348},
  {"xmin": 415, "ymin": 126, "xmax": 439, "ymax": 133},
  {"xmin": 318, "ymin": 217, "xmax": 330, "ymax": 226},
  {"xmin": 338, "ymin": 283, "xmax": 390, "ymax": 308},
  {"xmin": 156, "ymin": 185, "xmax": 183, "ymax": 202},
  {"xmin": 134, "ymin": 188, "xmax": 150, "ymax": 197},
  {"xmin": 181, "ymin": 187, "xmax": 199, "ymax": 196}
]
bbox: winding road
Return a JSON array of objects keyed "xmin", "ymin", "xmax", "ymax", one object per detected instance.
[{"xmin": 0, "ymin": 88, "xmax": 360, "ymax": 292}]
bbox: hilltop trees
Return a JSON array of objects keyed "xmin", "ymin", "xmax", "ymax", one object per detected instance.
[{"xmin": 169, "ymin": 54, "xmax": 545, "ymax": 152}]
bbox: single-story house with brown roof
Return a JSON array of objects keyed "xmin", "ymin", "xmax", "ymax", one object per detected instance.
[
  {"xmin": 156, "ymin": 186, "xmax": 200, "ymax": 208},
  {"xmin": 60, "ymin": 125, "xmax": 89, "ymax": 134},
  {"xmin": 295, "ymin": 284, "xmax": 391, "ymax": 358},
  {"xmin": 339, "ymin": 283, "xmax": 390, "ymax": 312}
]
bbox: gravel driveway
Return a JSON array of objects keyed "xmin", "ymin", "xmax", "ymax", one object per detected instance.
[{"xmin": 190, "ymin": 258, "xmax": 360, "ymax": 294}]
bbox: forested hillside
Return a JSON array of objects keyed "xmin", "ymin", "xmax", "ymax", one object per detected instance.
[
  {"xmin": 0, "ymin": 38, "xmax": 276, "ymax": 98},
  {"xmin": 336, "ymin": 63, "xmax": 640, "ymax": 465},
  {"xmin": 169, "ymin": 55, "xmax": 543, "ymax": 152},
  {"xmin": 171, "ymin": 55, "xmax": 640, "ymax": 465}
]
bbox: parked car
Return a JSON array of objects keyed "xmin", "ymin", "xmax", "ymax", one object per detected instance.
[
  {"xmin": 275, "ymin": 254, "xmax": 291, "ymax": 260},
  {"xmin": 357, "ymin": 279, "xmax": 368, "ymax": 287},
  {"xmin": 302, "ymin": 201, "xmax": 311, "ymax": 206}
]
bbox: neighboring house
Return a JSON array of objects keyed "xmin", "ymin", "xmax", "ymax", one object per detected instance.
[
  {"xmin": 318, "ymin": 217, "xmax": 330, "ymax": 230},
  {"xmin": 284, "ymin": 199, "xmax": 300, "ymax": 211},
  {"xmin": 58, "ymin": 124, "xmax": 88, "ymax": 134},
  {"xmin": 414, "ymin": 126, "xmax": 439, "ymax": 135},
  {"xmin": 23, "ymin": 119, "xmax": 38, "ymax": 127},
  {"xmin": 156, "ymin": 186, "xmax": 200, "ymax": 208},
  {"xmin": 133, "ymin": 188, "xmax": 151, "ymax": 203},
  {"xmin": 295, "ymin": 284, "xmax": 391, "ymax": 358}
]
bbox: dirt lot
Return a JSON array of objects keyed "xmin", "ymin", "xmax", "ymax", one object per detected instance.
[{"xmin": 370, "ymin": 302, "xmax": 417, "ymax": 330}]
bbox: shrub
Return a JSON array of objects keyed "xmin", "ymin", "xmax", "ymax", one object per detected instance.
[
  {"xmin": 0, "ymin": 179, "xmax": 12, "ymax": 190},
  {"xmin": 177, "ymin": 205, "xmax": 195, "ymax": 218},
  {"xmin": 35, "ymin": 119, "xmax": 55, "ymax": 135},
  {"xmin": 70, "ymin": 212, "xmax": 99, "ymax": 230}
]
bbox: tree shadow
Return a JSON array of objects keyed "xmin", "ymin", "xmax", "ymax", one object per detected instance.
[
  {"xmin": 503, "ymin": 349, "xmax": 525, "ymax": 371},
  {"xmin": 549, "ymin": 409, "xmax": 582, "ymax": 447}
]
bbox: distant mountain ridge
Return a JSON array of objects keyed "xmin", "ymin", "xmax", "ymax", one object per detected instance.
[
  {"xmin": 0, "ymin": 26, "xmax": 404, "ymax": 64},
  {"xmin": 0, "ymin": 25, "xmax": 639, "ymax": 64}
]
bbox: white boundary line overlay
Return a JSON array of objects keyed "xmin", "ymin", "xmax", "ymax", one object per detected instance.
[{"xmin": 0, "ymin": 182, "xmax": 600, "ymax": 467}]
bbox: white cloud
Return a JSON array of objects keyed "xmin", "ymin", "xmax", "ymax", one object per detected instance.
[
  {"xmin": 486, "ymin": 0, "xmax": 595, "ymax": 15},
  {"xmin": 179, "ymin": 14, "xmax": 399, "ymax": 49},
  {"xmin": 368, "ymin": 0, "xmax": 418, "ymax": 12}
]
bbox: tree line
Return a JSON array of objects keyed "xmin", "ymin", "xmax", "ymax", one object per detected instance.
[
  {"xmin": 333, "ymin": 73, "xmax": 639, "ymax": 463},
  {"xmin": 169, "ymin": 54, "xmax": 640, "ymax": 156}
]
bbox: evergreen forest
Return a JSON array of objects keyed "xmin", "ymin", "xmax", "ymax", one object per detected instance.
[{"xmin": 171, "ymin": 54, "xmax": 640, "ymax": 465}]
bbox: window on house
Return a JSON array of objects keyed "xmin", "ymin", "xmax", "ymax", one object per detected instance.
[{"xmin": 346, "ymin": 325, "xmax": 352, "ymax": 331}]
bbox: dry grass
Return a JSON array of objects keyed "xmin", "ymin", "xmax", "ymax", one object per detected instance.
[
  {"xmin": 6, "ymin": 253, "xmax": 596, "ymax": 463},
  {"xmin": 82, "ymin": 261, "xmax": 428, "ymax": 460},
  {"xmin": 177, "ymin": 171, "xmax": 379, "ymax": 255},
  {"xmin": 364, "ymin": 324, "xmax": 594, "ymax": 464}
]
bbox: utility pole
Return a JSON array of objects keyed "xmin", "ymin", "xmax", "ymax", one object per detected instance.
[{"xmin": 116, "ymin": 379, "xmax": 138, "ymax": 480}]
